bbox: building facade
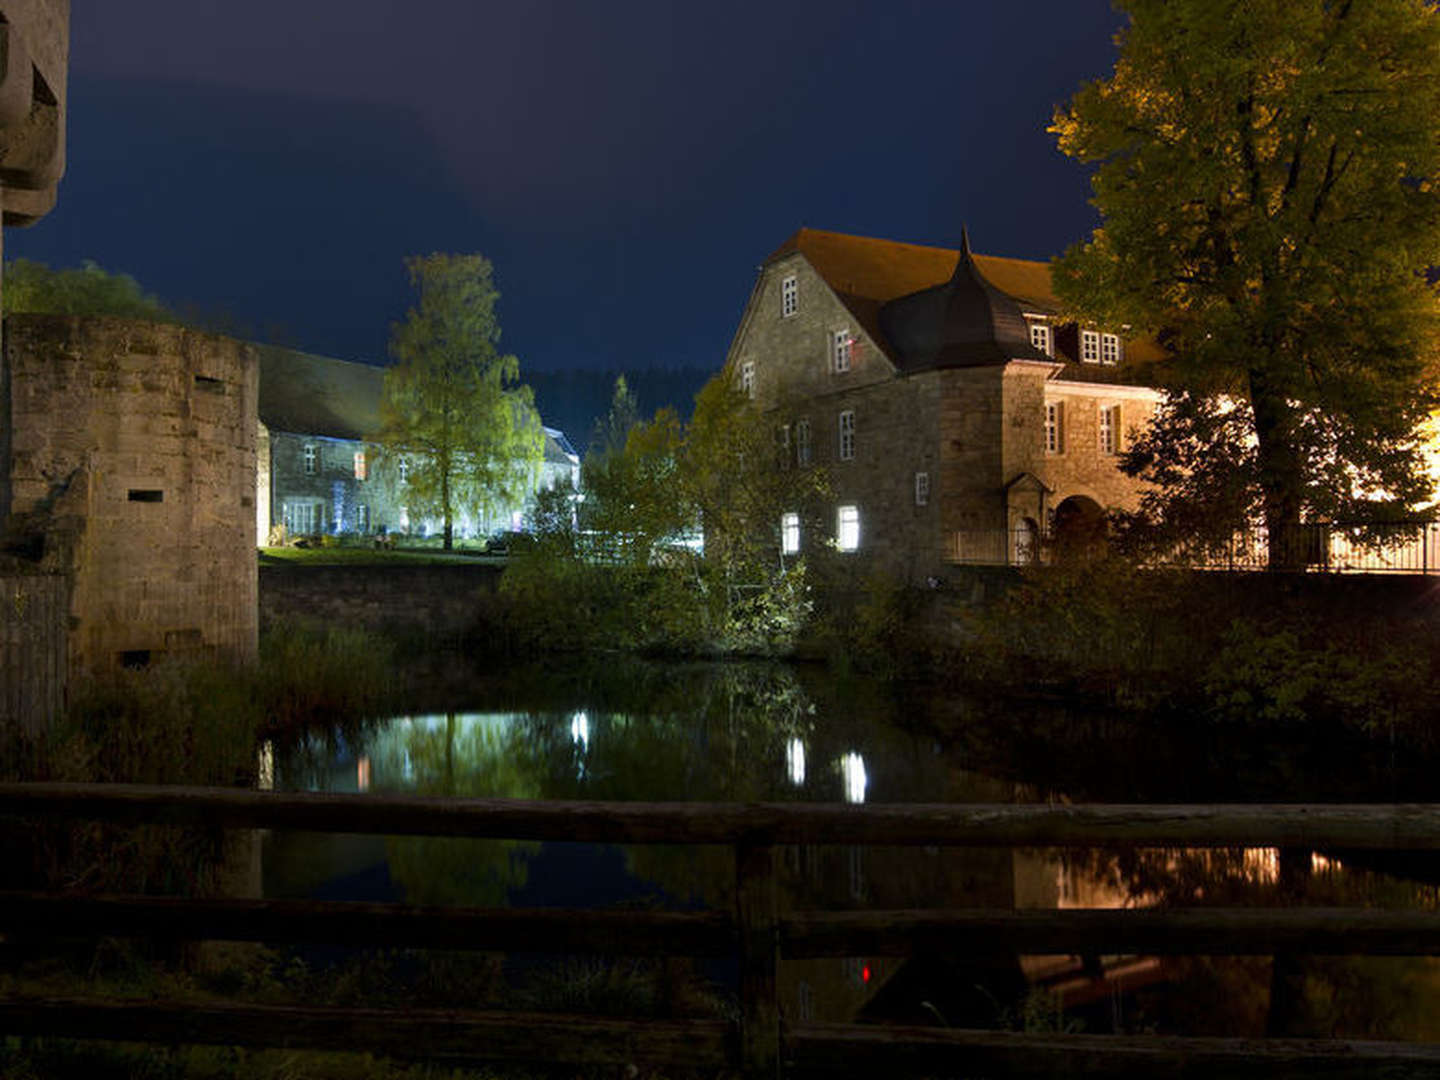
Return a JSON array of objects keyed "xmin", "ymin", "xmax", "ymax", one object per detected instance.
[
  {"xmin": 257, "ymin": 347, "xmax": 579, "ymax": 543},
  {"xmin": 725, "ymin": 228, "xmax": 1162, "ymax": 579}
]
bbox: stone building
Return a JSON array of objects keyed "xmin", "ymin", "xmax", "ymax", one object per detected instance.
[
  {"xmin": 258, "ymin": 348, "xmax": 579, "ymax": 543},
  {"xmin": 724, "ymin": 227, "xmax": 1162, "ymax": 579},
  {"xmin": 3, "ymin": 316, "xmax": 259, "ymax": 679}
]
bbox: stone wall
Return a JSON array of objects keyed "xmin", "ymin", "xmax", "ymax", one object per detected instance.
[
  {"xmin": 259, "ymin": 563, "xmax": 502, "ymax": 641},
  {"xmin": 4, "ymin": 315, "xmax": 259, "ymax": 678},
  {"xmin": 0, "ymin": 571, "xmax": 66, "ymax": 736}
]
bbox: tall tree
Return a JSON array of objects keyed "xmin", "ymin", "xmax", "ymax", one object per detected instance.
[
  {"xmin": 1051, "ymin": 1, "xmax": 1440, "ymax": 564},
  {"xmin": 589, "ymin": 374, "xmax": 640, "ymax": 459},
  {"xmin": 376, "ymin": 254, "xmax": 544, "ymax": 549}
]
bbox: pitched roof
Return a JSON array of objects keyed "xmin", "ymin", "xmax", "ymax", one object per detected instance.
[
  {"xmin": 258, "ymin": 347, "xmax": 384, "ymax": 441},
  {"xmin": 765, "ymin": 227, "xmax": 1159, "ymax": 376},
  {"xmin": 258, "ymin": 347, "xmax": 579, "ymax": 463}
]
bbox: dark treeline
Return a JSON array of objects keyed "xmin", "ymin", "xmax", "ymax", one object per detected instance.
[{"xmin": 526, "ymin": 367, "xmax": 711, "ymax": 454}]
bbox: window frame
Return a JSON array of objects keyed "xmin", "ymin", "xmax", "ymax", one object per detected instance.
[
  {"xmin": 914, "ymin": 471, "xmax": 930, "ymax": 507},
  {"xmin": 1081, "ymin": 330, "xmax": 1101, "ymax": 364},
  {"xmin": 838, "ymin": 409, "xmax": 855, "ymax": 461},
  {"xmin": 1101, "ymin": 332, "xmax": 1121, "ymax": 365},
  {"xmin": 781, "ymin": 275, "xmax": 798, "ymax": 318},
  {"xmin": 740, "ymin": 360, "xmax": 755, "ymax": 398},
  {"xmin": 837, "ymin": 504, "xmax": 860, "ymax": 552},
  {"xmin": 795, "ymin": 419, "xmax": 811, "ymax": 466},
  {"xmin": 832, "ymin": 329, "xmax": 852, "ymax": 374},
  {"xmin": 353, "ymin": 450, "xmax": 367, "ymax": 481},
  {"xmin": 1029, "ymin": 321, "xmax": 1051, "ymax": 357},
  {"xmin": 781, "ymin": 512, "xmax": 800, "ymax": 555},
  {"xmin": 303, "ymin": 443, "xmax": 317, "ymax": 475},
  {"xmin": 1099, "ymin": 404, "xmax": 1120, "ymax": 455},
  {"xmin": 1044, "ymin": 401, "xmax": 1064, "ymax": 454}
]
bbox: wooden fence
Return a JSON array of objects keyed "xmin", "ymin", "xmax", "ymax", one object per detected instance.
[{"xmin": 4, "ymin": 783, "xmax": 1440, "ymax": 1077}]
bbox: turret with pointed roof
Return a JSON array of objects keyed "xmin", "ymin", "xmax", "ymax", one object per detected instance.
[{"xmin": 878, "ymin": 227, "xmax": 1051, "ymax": 371}]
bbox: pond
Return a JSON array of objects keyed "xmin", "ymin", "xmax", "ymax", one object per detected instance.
[{"xmin": 261, "ymin": 657, "xmax": 1440, "ymax": 1039}]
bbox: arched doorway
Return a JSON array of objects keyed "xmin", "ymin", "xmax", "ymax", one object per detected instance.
[{"xmin": 1052, "ymin": 495, "xmax": 1107, "ymax": 563}]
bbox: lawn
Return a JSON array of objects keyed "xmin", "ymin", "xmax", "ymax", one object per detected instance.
[{"xmin": 258, "ymin": 546, "xmax": 503, "ymax": 566}]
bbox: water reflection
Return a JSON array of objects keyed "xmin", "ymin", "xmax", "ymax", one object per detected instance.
[{"xmin": 262, "ymin": 658, "xmax": 1440, "ymax": 1037}]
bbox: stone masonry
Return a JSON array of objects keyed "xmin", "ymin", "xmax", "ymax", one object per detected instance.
[{"xmin": 3, "ymin": 315, "xmax": 259, "ymax": 679}]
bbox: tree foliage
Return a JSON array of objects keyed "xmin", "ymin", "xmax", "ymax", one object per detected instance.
[
  {"xmin": 1052, "ymin": 0, "xmax": 1440, "ymax": 559},
  {"xmin": 376, "ymin": 253, "xmax": 544, "ymax": 549},
  {"xmin": 4, "ymin": 258, "xmax": 172, "ymax": 320}
]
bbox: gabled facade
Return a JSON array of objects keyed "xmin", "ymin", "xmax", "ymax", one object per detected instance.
[
  {"xmin": 725, "ymin": 228, "xmax": 1161, "ymax": 578},
  {"xmin": 256, "ymin": 348, "xmax": 579, "ymax": 543}
]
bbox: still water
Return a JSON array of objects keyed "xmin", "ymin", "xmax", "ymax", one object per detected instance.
[{"xmin": 261, "ymin": 658, "xmax": 1440, "ymax": 1039}]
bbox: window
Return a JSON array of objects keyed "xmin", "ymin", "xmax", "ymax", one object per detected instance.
[
  {"xmin": 1081, "ymin": 330, "xmax": 1100, "ymax": 363},
  {"xmin": 284, "ymin": 502, "xmax": 319, "ymax": 535},
  {"xmin": 838, "ymin": 410, "xmax": 855, "ymax": 461},
  {"xmin": 1029, "ymin": 321, "xmax": 1051, "ymax": 357},
  {"xmin": 796, "ymin": 981, "xmax": 814, "ymax": 1022},
  {"xmin": 1101, "ymin": 332, "xmax": 1122, "ymax": 365},
  {"xmin": 356, "ymin": 504, "xmax": 370, "ymax": 533},
  {"xmin": 353, "ymin": 450, "xmax": 367, "ymax": 481},
  {"xmin": 398, "ymin": 457, "xmax": 410, "ymax": 485},
  {"xmin": 782, "ymin": 512, "xmax": 800, "ymax": 555},
  {"xmin": 781, "ymin": 274, "xmax": 797, "ymax": 317},
  {"xmin": 303, "ymin": 444, "xmax": 317, "ymax": 475},
  {"xmin": 795, "ymin": 419, "xmax": 811, "ymax": 466},
  {"xmin": 777, "ymin": 424, "xmax": 791, "ymax": 468},
  {"xmin": 1099, "ymin": 404, "xmax": 1121, "ymax": 455},
  {"xmin": 740, "ymin": 360, "xmax": 755, "ymax": 398},
  {"xmin": 832, "ymin": 329, "xmax": 852, "ymax": 373},
  {"xmin": 837, "ymin": 504, "xmax": 860, "ymax": 551},
  {"xmin": 914, "ymin": 471, "xmax": 930, "ymax": 507},
  {"xmin": 1045, "ymin": 401, "xmax": 1064, "ymax": 454}
]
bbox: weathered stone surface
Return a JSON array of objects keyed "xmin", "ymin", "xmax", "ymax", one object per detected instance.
[{"xmin": 2, "ymin": 315, "xmax": 259, "ymax": 680}]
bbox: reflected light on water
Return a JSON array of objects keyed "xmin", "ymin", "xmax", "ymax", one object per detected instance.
[
  {"xmin": 786, "ymin": 738, "xmax": 806, "ymax": 786},
  {"xmin": 841, "ymin": 752, "xmax": 867, "ymax": 804}
]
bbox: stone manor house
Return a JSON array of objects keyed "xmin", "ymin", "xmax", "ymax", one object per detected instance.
[
  {"xmin": 725, "ymin": 228, "xmax": 1163, "ymax": 579},
  {"xmin": 257, "ymin": 348, "xmax": 580, "ymax": 544}
]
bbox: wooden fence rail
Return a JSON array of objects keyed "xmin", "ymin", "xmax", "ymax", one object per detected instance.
[{"xmin": 4, "ymin": 783, "xmax": 1440, "ymax": 1077}]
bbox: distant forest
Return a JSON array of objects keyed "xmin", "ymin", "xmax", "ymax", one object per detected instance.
[{"xmin": 525, "ymin": 367, "xmax": 712, "ymax": 455}]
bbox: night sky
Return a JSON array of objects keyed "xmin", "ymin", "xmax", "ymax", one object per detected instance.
[{"xmin": 13, "ymin": 2, "xmax": 1125, "ymax": 378}]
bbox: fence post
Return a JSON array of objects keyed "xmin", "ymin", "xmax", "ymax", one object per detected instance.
[{"xmin": 737, "ymin": 835, "xmax": 781, "ymax": 1080}]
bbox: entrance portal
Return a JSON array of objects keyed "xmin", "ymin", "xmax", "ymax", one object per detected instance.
[{"xmin": 1052, "ymin": 496, "xmax": 1107, "ymax": 563}]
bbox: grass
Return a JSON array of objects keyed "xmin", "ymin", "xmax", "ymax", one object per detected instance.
[{"xmin": 259, "ymin": 546, "xmax": 502, "ymax": 567}]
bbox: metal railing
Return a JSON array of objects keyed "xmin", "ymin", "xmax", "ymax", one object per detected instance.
[
  {"xmin": 947, "ymin": 521, "xmax": 1440, "ymax": 574},
  {"xmin": 4, "ymin": 783, "xmax": 1440, "ymax": 1076}
]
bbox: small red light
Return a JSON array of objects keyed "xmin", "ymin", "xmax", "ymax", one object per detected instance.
[{"xmin": 862, "ymin": 965, "xmax": 871, "ymax": 983}]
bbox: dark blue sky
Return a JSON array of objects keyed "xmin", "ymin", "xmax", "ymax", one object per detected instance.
[{"xmin": 14, "ymin": 2, "xmax": 1125, "ymax": 373}]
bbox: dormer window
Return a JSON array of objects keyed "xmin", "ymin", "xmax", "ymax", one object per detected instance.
[
  {"xmin": 1028, "ymin": 321, "xmax": 1052, "ymax": 357},
  {"xmin": 832, "ymin": 329, "xmax": 853, "ymax": 373},
  {"xmin": 1081, "ymin": 330, "xmax": 1101, "ymax": 364},
  {"xmin": 781, "ymin": 275, "xmax": 798, "ymax": 317},
  {"xmin": 1101, "ymin": 332, "xmax": 1122, "ymax": 365},
  {"xmin": 741, "ymin": 360, "xmax": 755, "ymax": 398}
]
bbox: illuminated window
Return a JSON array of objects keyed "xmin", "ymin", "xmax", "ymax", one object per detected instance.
[
  {"xmin": 1081, "ymin": 330, "xmax": 1100, "ymax": 363},
  {"xmin": 1029, "ymin": 321, "xmax": 1051, "ymax": 356},
  {"xmin": 353, "ymin": 450, "xmax": 367, "ymax": 481},
  {"xmin": 741, "ymin": 360, "xmax": 755, "ymax": 398},
  {"xmin": 1101, "ymin": 332, "xmax": 1122, "ymax": 365},
  {"xmin": 838, "ymin": 410, "xmax": 854, "ymax": 461},
  {"xmin": 398, "ymin": 457, "xmax": 410, "ymax": 485},
  {"xmin": 781, "ymin": 275, "xmax": 797, "ymax": 317},
  {"xmin": 782, "ymin": 512, "xmax": 800, "ymax": 555},
  {"xmin": 841, "ymin": 751, "xmax": 867, "ymax": 803},
  {"xmin": 786, "ymin": 737, "xmax": 806, "ymax": 785},
  {"xmin": 837, "ymin": 504, "xmax": 859, "ymax": 552},
  {"xmin": 832, "ymin": 329, "xmax": 852, "ymax": 373},
  {"xmin": 795, "ymin": 419, "xmax": 811, "ymax": 466},
  {"xmin": 914, "ymin": 471, "xmax": 929, "ymax": 507},
  {"xmin": 303, "ymin": 444, "xmax": 317, "ymax": 475},
  {"xmin": 1099, "ymin": 404, "xmax": 1120, "ymax": 455},
  {"xmin": 356, "ymin": 504, "xmax": 370, "ymax": 532},
  {"xmin": 1045, "ymin": 402, "xmax": 1064, "ymax": 454}
]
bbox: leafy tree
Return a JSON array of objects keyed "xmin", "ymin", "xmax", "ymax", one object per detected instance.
[
  {"xmin": 1051, "ymin": 0, "xmax": 1440, "ymax": 564},
  {"xmin": 376, "ymin": 253, "xmax": 544, "ymax": 549},
  {"xmin": 4, "ymin": 258, "xmax": 171, "ymax": 320},
  {"xmin": 589, "ymin": 374, "xmax": 640, "ymax": 458}
]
